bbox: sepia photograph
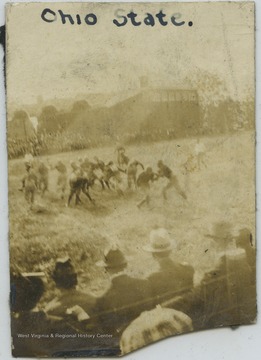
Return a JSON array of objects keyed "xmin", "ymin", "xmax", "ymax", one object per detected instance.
[{"xmin": 5, "ymin": 1, "xmax": 256, "ymax": 357}]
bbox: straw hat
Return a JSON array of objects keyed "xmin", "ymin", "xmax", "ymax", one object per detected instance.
[
  {"xmin": 120, "ymin": 305, "xmax": 193, "ymax": 355},
  {"xmin": 143, "ymin": 228, "xmax": 176, "ymax": 253}
]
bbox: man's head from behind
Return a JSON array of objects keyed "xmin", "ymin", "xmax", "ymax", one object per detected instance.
[{"xmin": 52, "ymin": 256, "xmax": 78, "ymax": 289}]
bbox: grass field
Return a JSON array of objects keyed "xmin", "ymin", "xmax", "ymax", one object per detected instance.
[{"xmin": 8, "ymin": 130, "xmax": 255, "ymax": 302}]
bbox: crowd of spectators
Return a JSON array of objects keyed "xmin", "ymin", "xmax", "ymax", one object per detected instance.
[{"xmin": 8, "ymin": 128, "xmax": 179, "ymax": 159}]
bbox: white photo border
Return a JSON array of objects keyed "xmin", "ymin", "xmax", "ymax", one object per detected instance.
[{"xmin": 0, "ymin": 1, "xmax": 260, "ymax": 359}]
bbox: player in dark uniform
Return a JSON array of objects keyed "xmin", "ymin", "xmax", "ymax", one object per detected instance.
[
  {"xmin": 137, "ymin": 167, "xmax": 158, "ymax": 208},
  {"xmin": 68, "ymin": 162, "xmax": 94, "ymax": 206},
  {"xmin": 21, "ymin": 162, "xmax": 38, "ymax": 205},
  {"xmin": 157, "ymin": 160, "xmax": 187, "ymax": 200}
]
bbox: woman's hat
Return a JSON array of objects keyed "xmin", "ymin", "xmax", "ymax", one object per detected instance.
[
  {"xmin": 143, "ymin": 228, "xmax": 176, "ymax": 253},
  {"xmin": 120, "ymin": 305, "xmax": 193, "ymax": 355}
]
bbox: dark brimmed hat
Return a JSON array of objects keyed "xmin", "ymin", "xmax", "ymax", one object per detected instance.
[
  {"xmin": 96, "ymin": 247, "xmax": 127, "ymax": 269},
  {"xmin": 52, "ymin": 256, "xmax": 77, "ymax": 289}
]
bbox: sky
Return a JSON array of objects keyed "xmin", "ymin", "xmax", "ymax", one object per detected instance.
[{"xmin": 6, "ymin": 2, "xmax": 255, "ymax": 105}]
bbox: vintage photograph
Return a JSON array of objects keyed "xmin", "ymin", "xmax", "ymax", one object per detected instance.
[{"xmin": 6, "ymin": 2, "xmax": 256, "ymax": 357}]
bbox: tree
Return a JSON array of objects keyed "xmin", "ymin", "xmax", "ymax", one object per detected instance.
[
  {"xmin": 8, "ymin": 110, "xmax": 35, "ymax": 140},
  {"xmin": 185, "ymin": 69, "xmax": 229, "ymax": 106},
  {"xmin": 38, "ymin": 105, "xmax": 59, "ymax": 133},
  {"xmin": 71, "ymin": 100, "xmax": 90, "ymax": 113}
]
